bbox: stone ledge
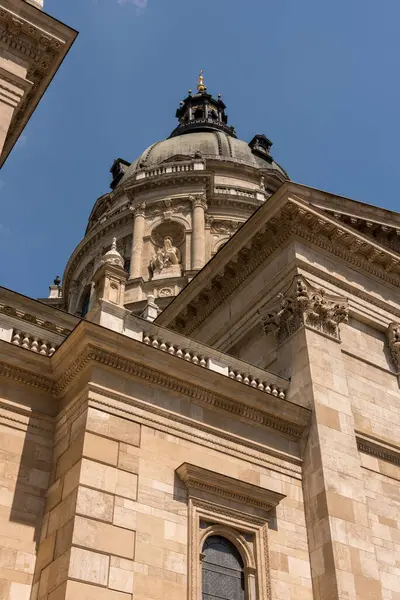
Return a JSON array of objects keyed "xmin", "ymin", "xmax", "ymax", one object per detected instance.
[{"xmin": 356, "ymin": 431, "xmax": 400, "ymax": 466}]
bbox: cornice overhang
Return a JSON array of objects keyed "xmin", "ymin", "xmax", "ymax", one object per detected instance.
[
  {"xmin": 176, "ymin": 463, "xmax": 286, "ymax": 511},
  {"xmin": 51, "ymin": 321, "xmax": 309, "ymax": 438},
  {"xmin": 356, "ymin": 431, "xmax": 400, "ymax": 467},
  {"xmin": 0, "ymin": 1, "xmax": 78, "ymax": 166},
  {"xmin": 0, "ymin": 285, "xmax": 79, "ymax": 334},
  {"xmin": 0, "ymin": 339, "xmax": 54, "ymax": 392},
  {"xmin": 156, "ymin": 182, "xmax": 400, "ymax": 335}
]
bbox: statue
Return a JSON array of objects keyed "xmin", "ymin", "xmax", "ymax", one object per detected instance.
[{"xmin": 149, "ymin": 237, "xmax": 181, "ymax": 278}]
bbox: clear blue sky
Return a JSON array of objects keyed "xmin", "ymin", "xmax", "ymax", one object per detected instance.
[{"xmin": 1, "ymin": 0, "xmax": 400, "ymax": 298}]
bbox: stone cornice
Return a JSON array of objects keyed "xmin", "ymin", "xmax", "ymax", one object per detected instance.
[
  {"xmin": 0, "ymin": 299, "xmax": 73, "ymax": 336},
  {"xmin": 0, "ymin": 358, "xmax": 54, "ymax": 392},
  {"xmin": 176, "ymin": 463, "xmax": 286, "ymax": 511},
  {"xmin": 0, "ymin": 1, "xmax": 77, "ymax": 166},
  {"xmin": 54, "ymin": 342, "xmax": 306, "ymax": 438},
  {"xmin": 158, "ymin": 188, "xmax": 400, "ymax": 335},
  {"xmin": 356, "ymin": 432, "xmax": 400, "ymax": 467}
]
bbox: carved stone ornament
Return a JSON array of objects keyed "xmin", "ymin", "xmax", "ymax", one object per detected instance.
[
  {"xmin": 387, "ymin": 322, "xmax": 400, "ymax": 373},
  {"xmin": 189, "ymin": 193, "xmax": 208, "ymax": 211},
  {"xmin": 261, "ymin": 275, "xmax": 349, "ymax": 345}
]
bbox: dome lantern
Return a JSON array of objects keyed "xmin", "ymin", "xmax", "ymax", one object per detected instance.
[{"xmin": 169, "ymin": 71, "xmax": 237, "ymax": 139}]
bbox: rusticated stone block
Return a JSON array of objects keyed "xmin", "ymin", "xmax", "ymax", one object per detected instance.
[
  {"xmin": 83, "ymin": 432, "xmax": 119, "ymax": 466},
  {"xmin": 72, "ymin": 515, "xmax": 135, "ymax": 559},
  {"xmin": 69, "ymin": 546, "xmax": 109, "ymax": 586},
  {"xmin": 76, "ymin": 485, "xmax": 114, "ymax": 523}
]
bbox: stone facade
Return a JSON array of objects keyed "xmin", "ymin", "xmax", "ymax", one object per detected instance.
[
  {"xmin": 1, "ymin": 178, "xmax": 400, "ymax": 600},
  {"xmin": 0, "ymin": 17, "xmax": 399, "ymax": 599}
]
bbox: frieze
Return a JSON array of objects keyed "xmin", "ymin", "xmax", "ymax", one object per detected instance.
[
  {"xmin": 261, "ymin": 275, "xmax": 348, "ymax": 344},
  {"xmin": 211, "ymin": 220, "xmax": 240, "ymax": 235}
]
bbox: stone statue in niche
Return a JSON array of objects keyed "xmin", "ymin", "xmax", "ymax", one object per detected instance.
[{"xmin": 149, "ymin": 237, "xmax": 182, "ymax": 280}]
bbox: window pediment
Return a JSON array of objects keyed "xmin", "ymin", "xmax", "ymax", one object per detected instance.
[{"xmin": 176, "ymin": 463, "xmax": 285, "ymax": 512}]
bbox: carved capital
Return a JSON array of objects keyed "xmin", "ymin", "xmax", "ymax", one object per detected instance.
[
  {"xmin": 190, "ymin": 194, "xmax": 208, "ymax": 211},
  {"xmin": 261, "ymin": 276, "xmax": 348, "ymax": 345},
  {"xmin": 133, "ymin": 202, "xmax": 146, "ymax": 218},
  {"xmin": 387, "ymin": 322, "xmax": 400, "ymax": 373}
]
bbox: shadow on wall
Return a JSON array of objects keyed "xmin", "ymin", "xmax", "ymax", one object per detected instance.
[{"xmin": 4, "ymin": 378, "xmax": 54, "ymax": 557}]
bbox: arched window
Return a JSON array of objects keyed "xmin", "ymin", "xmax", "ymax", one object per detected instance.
[
  {"xmin": 202, "ymin": 535, "xmax": 245, "ymax": 600},
  {"xmin": 80, "ymin": 289, "xmax": 91, "ymax": 318}
]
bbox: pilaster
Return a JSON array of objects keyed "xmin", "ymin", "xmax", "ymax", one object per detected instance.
[{"xmin": 265, "ymin": 278, "xmax": 383, "ymax": 600}]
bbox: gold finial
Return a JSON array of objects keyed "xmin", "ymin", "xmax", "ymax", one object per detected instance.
[{"xmin": 197, "ymin": 69, "xmax": 206, "ymax": 93}]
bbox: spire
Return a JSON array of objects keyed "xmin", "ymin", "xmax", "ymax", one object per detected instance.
[
  {"xmin": 197, "ymin": 70, "xmax": 206, "ymax": 93},
  {"xmin": 169, "ymin": 74, "xmax": 237, "ymax": 139}
]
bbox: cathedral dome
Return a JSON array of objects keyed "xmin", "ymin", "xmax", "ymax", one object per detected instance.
[
  {"xmin": 113, "ymin": 71, "xmax": 288, "ymax": 188},
  {"xmin": 62, "ymin": 73, "xmax": 290, "ymax": 319},
  {"xmin": 120, "ymin": 131, "xmax": 287, "ymax": 184}
]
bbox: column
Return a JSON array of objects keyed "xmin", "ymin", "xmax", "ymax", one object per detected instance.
[
  {"xmin": 191, "ymin": 194, "xmax": 207, "ymax": 270},
  {"xmin": 129, "ymin": 202, "xmax": 146, "ymax": 279}
]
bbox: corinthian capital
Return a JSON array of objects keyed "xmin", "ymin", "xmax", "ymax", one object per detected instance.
[
  {"xmin": 132, "ymin": 202, "xmax": 146, "ymax": 217},
  {"xmin": 261, "ymin": 275, "xmax": 348, "ymax": 345},
  {"xmin": 387, "ymin": 322, "xmax": 400, "ymax": 372},
  {"xmin": 190, "ymin": 194, "xmax": 208, "ymax": 211}
]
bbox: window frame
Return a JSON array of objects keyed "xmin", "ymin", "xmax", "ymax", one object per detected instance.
[{"xmin": 189, "ymin": 498, "xmax": 270, "ymax": 600}]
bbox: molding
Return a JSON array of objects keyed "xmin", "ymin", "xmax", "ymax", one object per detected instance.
[
  {"xmin": 88, "ymin": 385, "xmax": 302, "ymax": 478},
  {"xmin": 192, "ymin": 498, "xmax": 267, "ymax": 527},
  {"xmin": 261, "ymin": 274, "xmax": 348, "ymax": 344},
  {"xmin": 0, "ymin": 302, "xmax": 72, "ymax": 336},
  {"xmin": 356, "ymin": 432, "xmax": 400, "ymax": 467},
  {"xmin": 55, "ymin": 345, "xmax": 305, "ymax": 439},
  {"xmin": 0, "ymin": 359, "xmax": 54, "ymax": 392},
  {"xmin": 189, "ymin": 497, "xmax": 271, "ymax": 600},
  {"xmin": 0, "ymin": 400, "xmax": 53, "ymax": 433},
  {"xmin": 176, "ymin": 462, "xmax": 285, "ymax": 511}
]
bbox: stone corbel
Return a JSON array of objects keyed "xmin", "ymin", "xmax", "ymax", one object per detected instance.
[
  {"xmin": 261, "ymin": 275, "xmax": 349, "ymax": 345},
  {"xmin": 387, "ymin": 322, "xmax": 400, "ymax": 373}
]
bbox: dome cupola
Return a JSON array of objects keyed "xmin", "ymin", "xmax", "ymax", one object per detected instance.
[{"xmin": 169, "ymin": 71, "xmax": 237, "ymax": 139}]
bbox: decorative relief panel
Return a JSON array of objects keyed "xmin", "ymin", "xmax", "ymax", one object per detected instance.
[
  {"xmin": 387, "ymin": 322, "xmax": 400, "ymax": 373},
  {"xmin": 261, "ymin": 275, "xmax": 349, "ymax": 345}
]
